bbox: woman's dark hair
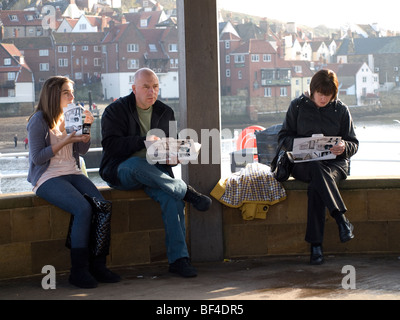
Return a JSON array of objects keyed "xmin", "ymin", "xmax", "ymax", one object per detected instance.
[
  {"xmin": 309, "ymin": 69, "xmax": 338, "ymax": 101},
  {"xmin": 29, "ymin": 76, "xmax": 74, "ymax": 129}
]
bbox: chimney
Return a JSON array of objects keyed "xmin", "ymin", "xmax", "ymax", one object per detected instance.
[{"xmin": 259, "ymin": 19, "xmax": 268, "ymax": 32}]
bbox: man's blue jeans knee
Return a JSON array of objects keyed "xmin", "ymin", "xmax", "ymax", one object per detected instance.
[{"xmin": 117, "ymin": 157, "xmax": 189, "ymax": 263}]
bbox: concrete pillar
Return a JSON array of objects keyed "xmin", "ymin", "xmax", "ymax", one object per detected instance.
[{"xmin": 177, "ymin": 0, "xmax": 223, "ymax": 261}]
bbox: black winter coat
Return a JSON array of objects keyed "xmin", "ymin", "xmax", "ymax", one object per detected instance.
[
  {"xmin": 99, "ymin": 92, "xmax": 176, "ymax": 186},
  {"xmin": 278, "ymin": 94, "xmax": 359, "ymax": 176}
]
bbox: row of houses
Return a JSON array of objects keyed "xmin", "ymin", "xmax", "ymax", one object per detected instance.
[{"xmin": 0, "ymin": 0, "xmax": 398, "ymax": 109}]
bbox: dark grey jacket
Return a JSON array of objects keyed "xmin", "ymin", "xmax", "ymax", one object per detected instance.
[
  {"xmin": 99, "ymin": 92, "xmax": 176, "ymax": 187},
  {"xmin": 27, "ymin": 111, "xmax": 89, "ymax": 187},
  {"xmin": 278, "ymin": 94, "xmax": 359, "ymax": 176}
]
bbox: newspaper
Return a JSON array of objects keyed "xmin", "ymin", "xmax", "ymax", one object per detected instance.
[
  {"xmin": 63, "ymin": 103, "xmax": 84, "ymax": 135},
  {"xmin": 287, "ymin": 135, "xmax": 341, "ymax": 163},
  {"xmin": 144, "ymin": 137, "xmax": 201, "ymax": 163}
]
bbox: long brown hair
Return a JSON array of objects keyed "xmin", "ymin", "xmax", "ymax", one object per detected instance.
[
  {"xmin": 30, "ymin": 76, "xmax": 74, "ymax": 129},
  {"xmin": 309, "ymin": 69, "xmax": 339, "ymax": 101}
]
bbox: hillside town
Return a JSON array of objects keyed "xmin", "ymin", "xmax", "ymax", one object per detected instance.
[{"xmin": 0, "ymin": 0, "xmax": 400, "ymax": 117}]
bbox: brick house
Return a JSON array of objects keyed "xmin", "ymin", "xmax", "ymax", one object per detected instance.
[
  {"xmin": 101, "ymin": 22, "xmax": 179, "ymax": 100},
  {"xmin": 2, "ymin": 36, "xmax": 55, "ymax": 91},
  {"xmin": 336, "ymin": 36, "xmax": 400, "ymax": 88},
  {"xmin": 0, "ymin": 43, "xmax": 35, "ymax": 109},
  {"xmin": 220, "ymin": 24, "xmax": 292, "ymax": 112},
  {"xmin": 52, "ymin": 32, "xmax": 104, "ymax": 85},
  {"xmin": 0, "ymin": 9, "xmax": 51, "ymax": 40}
]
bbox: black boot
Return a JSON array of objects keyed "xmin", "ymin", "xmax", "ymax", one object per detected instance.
[
  {"xmin": 89, "ymin": 255, "xmax": 121, "ymax": 283},
  {"xmin": 183, "ymin": 185, "xmax": 212, "ymax": 211},
  {"xmin": 310, "ymin": 244, "xmax": 324, "ymax": 265},
  {"xmin": 333, "ymin": 212, "xmax": 354, "ymax": 243},
  {"xmin": 169, "ymin": 257, "xmax": 197, "ymax": 278},
  {"xmin": 69, "ymin": 248, "xmax": 98, "ymax": 288}
]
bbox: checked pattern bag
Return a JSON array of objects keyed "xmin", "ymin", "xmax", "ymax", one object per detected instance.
[{"xmin": 65, "ymin": 195, "xmax": 112, "ymax": 257}]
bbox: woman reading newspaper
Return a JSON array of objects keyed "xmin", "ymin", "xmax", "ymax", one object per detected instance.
[{"xmin": 277, "ymin": 69, "xmax": 359, "ymax": 265}]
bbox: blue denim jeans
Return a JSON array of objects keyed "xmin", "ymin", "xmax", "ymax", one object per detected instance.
[
  {"xmin": 36, "ymin": 174, "xmax": 104, "ymax": 248},
  {"xmin": 116, "ymin": 157, "xmax": 188, "ymax": 263}
]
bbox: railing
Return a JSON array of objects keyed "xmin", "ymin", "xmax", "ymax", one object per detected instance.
[
  {"xmin": 0, "ymin": 148, "xmax": 103, "ymax": 180},
  {"xmin": 0, "ymin": 142, "xmax": 399, "ymax": 191}
]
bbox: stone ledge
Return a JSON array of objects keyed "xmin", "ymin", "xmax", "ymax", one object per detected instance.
[
  {"xmin": 1, "ymin": 177, "xmax": 400, "ymax": 280},
  {"xmin": 282, "ymin": 175, "xmax": 400, "ymax": 190}
]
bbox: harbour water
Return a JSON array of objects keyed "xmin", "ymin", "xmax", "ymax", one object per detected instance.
[{"xmin": 0, "ymin": 114, "xmax": 399, "ymax": 194}]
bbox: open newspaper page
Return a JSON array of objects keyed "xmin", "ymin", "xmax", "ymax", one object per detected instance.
[
  {"xmin": 287, "ymin": 135, "xmax": 341, "ymax": 163},
  {"xmin": 63, "ymin": 103, "xmax": 83, "ymax": 135},
  {"xmin": 145, "ymin": 138, "xmax": 201, "ymax": 164}
]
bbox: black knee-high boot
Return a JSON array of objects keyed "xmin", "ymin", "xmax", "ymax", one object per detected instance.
[{"xmin": 69, "ymin": 248, "xmax": 98, "ymax": 288}]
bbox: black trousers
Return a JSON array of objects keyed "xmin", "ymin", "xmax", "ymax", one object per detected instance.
[{"xmin": 291, "ymin": 161, "xmax": 347, "ymax": 244}]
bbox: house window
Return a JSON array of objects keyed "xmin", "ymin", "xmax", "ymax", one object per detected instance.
[
  {"xmin": 251, "ymin": 54, "xmax": 259, "ymax": 62},
  {"xmin": 226, "ymin": 69, "xmax": 231, "ymax": 77},
  {"xmin": 225, "ymin": 41, "xmax": 230, "ymax": 49},
  {"xmin": 127, "ymin": 44, "xmax": 139, "ymax": 52},
  {"xmin": 94, "ymin": 58, "xmax": 101, "ymax": 67},
  {"xmin": 280, "ymin": 87, "xmax": 287, "ymax": 96},
  {"xmin": 264, "ymin": 87, "xmax": 271, "ymax": 97},
  {"xmin": 238, "ymin": 70, "xmax": 242, "ymax": 80},
  {"xmin": 82, "ymin": 46, "xmax": 89, "ymax": 51},
  {"xmin": 225, "ymin": 55, "xmax": 230, "ymax": 64},
  {"xmin": 79, "ymin": 24, "xmax": 87, "ymax": 31},
  {"xmin": 127, "ymin": 59, "xmax": 139, "ymax": 69},
  {"xmin": 39, "ymin": 63, "xmax": 49, "ymax": 71},
  {"xmin": 4, "ymin": 58, "xmax": 11, "ymax": 66},
  {"xmin": 149, "ymin": 44, "xmax": 157, "ymax": 52},
  {"xmin": 9, "ymin": 15, "xmax": 18, "ymax": 22},
  {"xmin": 39, "ymin": 49, "xmax": 49, "ymax": 56},
  {"xmin": 234, "ymin": 55, "xmax": 245, "ymax": 63},
  {"xmin": 294, "ymin": 65, "xmax": 302, "ymax": 73},
  {"xmin": 168, "ymin": 44, "xmax": 178, "ymax": 52},
  {"xmin": 170, "ymin": 58, "xmax": 178, "ymax": 68},
  {"xmin": 58, "ymin": 46, "xmax": 68, "ymax": 53},
  {"xmin": 8, "ymin": 72, "xmax": 15, "ymax": 80},
  {"xmin": 129, "ymin": 75, "xmax": 135, "ymax": 83},
  {"xmin": 8, "ymin": 89, "xmax": 15, "ymax": 97},
  {"xmin": 362, "ymin": 77, "xmax": 367, "ymax": 83},
  {"xmin": 263, "ymin": 54, "xmax": 271, "ymax": 62},
  {"xmin": 94, "ymin": 46, "xmax": 100, "ymax": 52},
  {"xmin": 140, "ymin": 18, "xmax": 149, "ymax": 27},
  {"xmin": 58, "ymin": 59, "xmax": 68, "ymax": 67}
]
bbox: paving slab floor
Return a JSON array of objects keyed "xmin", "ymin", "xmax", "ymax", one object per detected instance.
[{"xmin": 1, "ymin": 254, "xmax": 399, "ymax": 301}]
